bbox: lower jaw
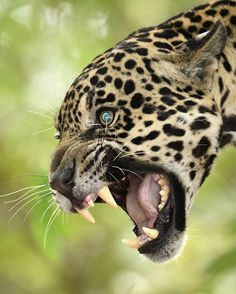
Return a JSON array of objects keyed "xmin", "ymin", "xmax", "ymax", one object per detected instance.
[
  {"xmin": 140, "ymin": 172, "xmax": 186, "ymax": 259},
  {"xmin": 143, "ymin": 229, "xmax": 186, "ymax": 263},
  {"xmin": 106, "ymin": 158, "xmax": 187, "ymax": 256}
]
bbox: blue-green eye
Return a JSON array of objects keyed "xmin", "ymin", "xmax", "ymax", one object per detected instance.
[{"xmin": 99, "ymin": 110, "xmax": 114, "ymax": 126}]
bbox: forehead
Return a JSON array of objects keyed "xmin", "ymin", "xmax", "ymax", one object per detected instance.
[
  {"xmin": 61, "ymin": 48, "xmax": 169, "ymax": 108},
  {"xmin": 57, "ymin": 45, "xmax": 191, "ymax": 134}
]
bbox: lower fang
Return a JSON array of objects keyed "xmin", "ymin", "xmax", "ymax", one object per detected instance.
[
  {"xmin": 142, "ymin": 227, "xmax": 159, "ymax": 239},
  {"xmin": 75, "ymin": 208, "xmax": 96, "ymax": 224},
  {"xmin": 122, "ymin": 238, "xmax": 140, "ymax": 249}
]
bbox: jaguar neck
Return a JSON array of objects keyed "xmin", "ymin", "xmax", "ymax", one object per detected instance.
[{"xmin": 213, "ymin": 30, "xmax": 236, "ymax": 147}]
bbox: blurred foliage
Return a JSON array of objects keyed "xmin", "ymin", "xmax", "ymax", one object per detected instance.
[{"xmin": 1, "ymin": 0, "xmax": 236, "ymax": 293}]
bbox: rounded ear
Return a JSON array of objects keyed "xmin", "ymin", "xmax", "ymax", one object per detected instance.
[{"xmin": 179, "ymin": 21, "xmax": 227, "ymax": 79}]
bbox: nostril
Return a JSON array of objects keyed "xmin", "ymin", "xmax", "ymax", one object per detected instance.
[
  {"xmin": 50, "ymin": 162, "xmax": 75, "ymax": 198},
  {"xmin": 60, "ymin": 167, "xmax": 74, "ymax": 185}
]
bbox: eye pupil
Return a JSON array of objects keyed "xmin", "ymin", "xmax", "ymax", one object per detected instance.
[
  {"xmin": 98, "ymin": 109, "xmax": 115, "ymax": 126},
  {"xmin": 101, "ymin": 111, "xmax": 112, "ymax": 123}
]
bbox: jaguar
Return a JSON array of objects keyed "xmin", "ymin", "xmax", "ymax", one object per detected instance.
[{"xmin": 49, "ymin": 0, "xmax": 236, "ymax": 263}]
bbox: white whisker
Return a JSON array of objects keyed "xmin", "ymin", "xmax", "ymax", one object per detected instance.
[
  {"xmin": 112, "ymin": 135, "xmax": 138, "ymax": 162},
  {"xmin": 112, "ymin": 148, "xmax": 125, "ymax": 162},
  {"xmin": 5, "ymin": 187, "xmax": 50, "ymax": 205},
  {"xmin": 65, "ymin": 213, "xmax": 69, "ymax": 223},
  {"xmin": 120, "ymin": 151, "xmax": 144, "ymax": 159},
  {"xmin": 0, "ymin": 184, "xmax": 46, "ymax": 198},
  {"xmin": 32, "ymin": 127, "xmax": 54, "ymax": 136},
  {"xmin": 40, "ymin": 200, "xmax": 55, "ymax": 223},
  {"xmin": 62, "ymin": 212, "xmax": 65, "ymax": 226},
  {"xmin": 6, "ymin": 188, "xmax": 50, "ymax": 212},
  {"xmin": 40, "ymin": 101, "xmax": 57, "ymax": 115},
  {"xmin": 88, "ymin": 123, "xmax": 101, "ymax": 127},
  {"xmin": 8, "ymin": 193, "xmax": 49, "ymax": 224},
  {"xmin": 115, "ymin": 167, "xmax": 143, "ymax": 180},
  {"xmin": 111, "ymin": 165, "xmax": 125, "ymax": 176},
  {"xmin": 23, "ymin": 199, "xmax": 43, "ymax": 222},
  {"xmin": 43, "ymin": 207, "xmax": 60, "ymax": 248},
  {"xmin": 28, "ymin": 110, "xmax": 53, "ymax": 120},
  {"xmin": 108, "ymin": 172, "xmax": 120, "ymax": 184}
]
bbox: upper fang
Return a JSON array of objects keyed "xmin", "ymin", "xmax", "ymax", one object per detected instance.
[{"xmin": 97, "ymin": 186, "xmax": 118, "ymax": 208}]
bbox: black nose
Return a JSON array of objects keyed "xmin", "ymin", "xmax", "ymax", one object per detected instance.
[{"xmin": 50, "ymin": 167, "xmax": 75, "ymax": 198}]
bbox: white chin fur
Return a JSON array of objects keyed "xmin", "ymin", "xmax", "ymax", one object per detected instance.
[
  {"xmin": 144, "ymin": 230, "xmax": 187, "ymax": 263},
  {"xmin": 53, "ymin": 192, "xmax": 72, "ymax": 212}
]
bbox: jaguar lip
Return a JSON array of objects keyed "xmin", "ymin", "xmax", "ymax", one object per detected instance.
[{"xmin": 71, "ymin": 187, "xmax": 118, "ymax": 221}]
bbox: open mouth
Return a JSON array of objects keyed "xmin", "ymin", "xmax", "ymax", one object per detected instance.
[
  {"xmin": 51, "ymin": 156, "xmax": 186, "ymax": 259},
  {"xmin": 67, "ymin": 167, "xmax": 183, "ymax": 253},
  {"xmin": 108, "ymin": 172, "xmax": 173, "ymax": 250}
]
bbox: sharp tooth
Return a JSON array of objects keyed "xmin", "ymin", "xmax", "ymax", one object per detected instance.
[
  {"xmin": 121, "ymin": 238, "xmax": 141, "ymax": 249},
  {"xmin": 153, "ymin": 174, "xmax": 160, "ymax": 181},
  {"xmin": 158, "ymin": 189, "xmax": 169, "ymax": 211},
  {"xmin": 97, "ymin": 186, "xmax": 118, "ymax": 208},
  {"xmin": 158, "ymin": 203, "xmax": 165, "ymax": 211},
  {"xmin": 158, "ymin": 198, "xmax": 168, "ymax": 210},
  {"xmin": 158, "ymin": 179, "xmax": 167, "ymax": 186},
  {"xmin": 160, "ymin": 190, "xmax": 168, "ymax": 198},
  {"xmin": 75, "ymin": 208, "xmax": 96, "ymax": 224},
  {"xmin": 88, "ymin": 199, "xmax": 95, "ymax": 207},
  {"xmin": 163, "ymin": 185, "xmax": 170, "ymax": 193},
  {"xmin": 142, "ymin": 227, "xmax": 159, "ymax": 239}
]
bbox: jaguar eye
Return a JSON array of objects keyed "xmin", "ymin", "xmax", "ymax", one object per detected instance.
[
  {"xmin": 54, "ymin": 131, "xmax": 60, "ymax": 140},
  {"xmin": 99, "ymin": 110, "xmax": 115, "ymax": 126}
]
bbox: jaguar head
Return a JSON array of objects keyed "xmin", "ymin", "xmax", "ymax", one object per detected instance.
[{"xmin": 49, "ymin": 21, "xmax": 227, "ymax": 262}]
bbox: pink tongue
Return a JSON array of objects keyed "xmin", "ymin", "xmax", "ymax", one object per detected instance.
[{"xmin": 126, "ymin": 174, "xmax": 160, "ymax": 231}]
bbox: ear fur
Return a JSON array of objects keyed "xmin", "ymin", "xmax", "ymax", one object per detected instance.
[{"xmin": 180, "ymin": 21, "xmax": 227, "ymax": 79}]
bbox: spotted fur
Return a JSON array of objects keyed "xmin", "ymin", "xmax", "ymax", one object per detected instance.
[{"xmin": 49, "ymin": 0, "xmax": 236, "ymax": 262}]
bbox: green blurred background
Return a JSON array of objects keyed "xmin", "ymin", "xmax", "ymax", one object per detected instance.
[{"xmin": 1, "ymin": 0, "xmax": 236, "ymax": 293}]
